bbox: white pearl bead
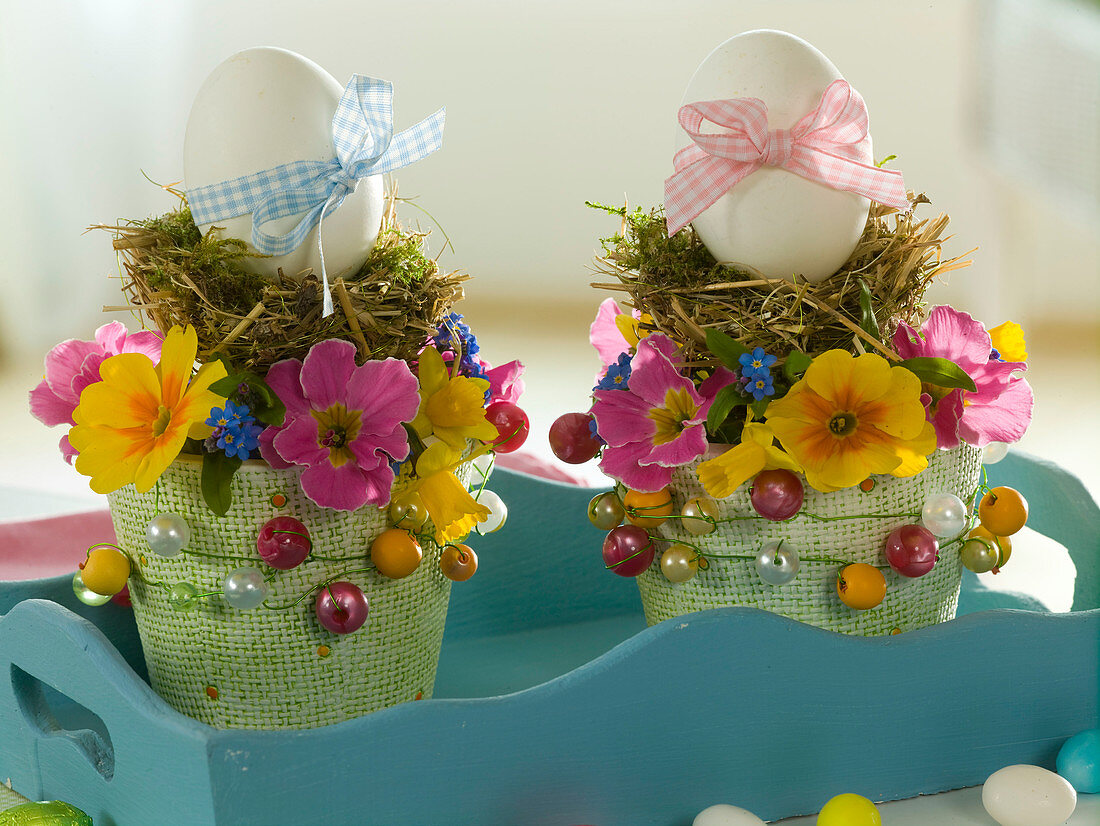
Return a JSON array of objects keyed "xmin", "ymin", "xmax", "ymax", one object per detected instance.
[
  {"xmin": 474, "ymin": 489, "xmax": 507, "ymax": 534},
  {"xmin": 754, "ymin": 540, "xmax": 800, "ymax": 585},
  {"xmin": 921, "ymin": 493, "xmax": 968, "ymax": 538},
  {"xmin": 223, "ymin": 566, "xmax": 270, "ymax": 610},
  {"xmin": 982, "ymin": 442, "xmax": 1009, "ymax": 464},
  {"xmin": 145, "ymin": 513, "xmax": 191, "ymax": 557}
]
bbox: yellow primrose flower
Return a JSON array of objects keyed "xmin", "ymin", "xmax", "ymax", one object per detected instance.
[
  {"xmin": 765, "ymin": 350, "xmax": 936, "ymax": 492},
  {"xmin": 402, "ymin": 442, "xmax": 490, "ymax": 542},
  {"xmin": 614, "ymin": 312, "xmax": 654, "ymax": 351},
  {"xmin": 68, "ymin": 325, "xmax": 227, "ymax": 494},
  {"xmin": 988, "ymin": 321, "xmax": 1027, "ymax": 363},
  {"xmin": 411, "ymin": 346, "xmax": 498, "ymax": 449},
  {"xmin": 698, "ymin": 422, "xmax": 802, "ymax": 499}
]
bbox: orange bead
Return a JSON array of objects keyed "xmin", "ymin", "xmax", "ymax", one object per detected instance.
[
  {"xmin": 370, "ymin": 529, "xmax": 423, "ymax": 579},
  {"xmin": 978, "ymin": 486, "xmax": 1028, "ymax": 536},
  {"xmin": 439, "ymin": 544, "xmax": 478, "ymax": 582},
  {"xmin": 622, "ymin": 487, "xmax": 674, "ymax": 528},
  {"xmin": 836, "ymin": 563, "xmax": 887, "ymax": 610}
]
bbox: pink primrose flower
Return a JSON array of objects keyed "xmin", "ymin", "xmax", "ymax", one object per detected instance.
[
  {"xmin": 258, "ymin": 340, "xmax": 421, "ymax": 511},
  {"xmin": 29, "ymin": 322, "xmax": 163, "ymax": 464},
  {"xmin": 589, "ymin": 298, "xmax": 632, "ymax": 367},
  {"xmin": 591, "ymin": 334, "xmax": 713, "ymax": 492},
  {"xmin": 893, "ymin": 306, "xmax": 1033, "ymax": 449},
  {"xmin": 473, "ymin": 355, "xmax": 526, "ymax": 405}
]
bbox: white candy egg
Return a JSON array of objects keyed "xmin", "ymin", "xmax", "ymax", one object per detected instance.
[
  {"xmin": 982, "ymin": 764, "xmax": 1077, "ymax": 826},
  {"xmin": 692, "ymin": 804, "xmax": 766, "ymax": 826},
  {"xmin": 678, "ymin": 30, "xmax": 873, "ymax": 282},
  {"xmin": 184, "ymin": 47, "xmax": 383, "ymax": 281}
]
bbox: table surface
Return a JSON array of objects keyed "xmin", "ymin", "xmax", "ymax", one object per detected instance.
[{"xmin": 1, "ymin": 782, "xmax": 1096, "ymax": 824}]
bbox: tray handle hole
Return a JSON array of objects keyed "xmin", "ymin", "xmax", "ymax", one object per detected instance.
[{"xmin": 11, "ymin": 665, "xmax": 115, "ymax": 781}]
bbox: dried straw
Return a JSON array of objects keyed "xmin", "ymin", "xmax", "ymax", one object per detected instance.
[
  {"xmin": 99, "ymin": 192, "xmax": 466, "ymax": 372},
  {"xmin": 590, "ymin": 194, "xmax": 971, "ymax": 371}
]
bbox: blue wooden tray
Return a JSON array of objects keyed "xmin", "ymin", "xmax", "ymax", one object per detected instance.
[{"xmin": 1, "ymin": 452, "xmax": 1096, "ymax": 825}]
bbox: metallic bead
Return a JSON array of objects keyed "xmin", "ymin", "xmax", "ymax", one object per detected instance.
[
  {"xmin": 587, "ymin": 492, "xmax": 624, "ymax": 531},
  {"xmin": 680, "ymin": 497, "xmax": 719, "ymax": 536},
  {"xmin": 660, "ymin": 544, "xmax": 700, "ymax": 583}
]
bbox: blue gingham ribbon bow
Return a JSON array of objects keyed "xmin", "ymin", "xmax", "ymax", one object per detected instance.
[{"xmin": 187, "ymin": 75, "xmax": 445, "ymax": 316}]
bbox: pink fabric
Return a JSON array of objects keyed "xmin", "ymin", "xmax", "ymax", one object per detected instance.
[
  {"xmin": 0, "ymin": 511, "xmax": 116, "ymax": 581},
  {"xmin": 494, "ymin": 451, "xmax": 589, "ymax": 485},
  {"xmin": 664, "ymin": 79, "xmax": 909, "ymax": 235}
]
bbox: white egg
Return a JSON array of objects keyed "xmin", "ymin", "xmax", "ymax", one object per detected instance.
[
  {"xmin": 678, "ymin": 30, "xmax": 873, "ymax": 282},
  {"xmin": 982, "ymin": 764, "xmax": 1078, "ymax": 826},
  {"xmin": 692, "ymin": 803, "xmax": 766, "ymax": 826},
  {"xmin": 184, "ymin": 47, "xmax": 383, "ymax": 282}
]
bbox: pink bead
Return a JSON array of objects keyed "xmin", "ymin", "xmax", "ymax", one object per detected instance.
[
  {"xmin": 885, "ymin": 524, "xmax": 939, "ymax": 577},
  {"xmin": 315, "ymin": 581, "xmax": 369, "ymax": 634},
  {"xmin": 257, "ymin": 516, "xmax": 312, "ymax": 570},
  {"xmin": 602, "ymin": 525, "xmax": 655, "ymax": 577},
  {"xmin": 750, "ymin": 469, "xmax": 804, "ymax": 521}
]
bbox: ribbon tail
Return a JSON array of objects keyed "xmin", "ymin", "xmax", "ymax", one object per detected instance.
[
  {"xmin": 788, "ymin": 146, "xmax": 909, "ymax": 210},
  {"xmin": 664, "ymin": 156, "xmax": 757, "ymax": 235}
]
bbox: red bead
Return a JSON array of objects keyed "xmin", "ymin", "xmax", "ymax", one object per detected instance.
[
  {"xmin": 549, "ymin": 412, "xmax": 602, "ymax": 464},
  {"xmin": 315, "ymin": 581, "xmax": 369, "ymax": 634},
  {"xmin": 257, "ymin": 516, "xmax": 312, "ymax": 570},
  {"xmin": 884, "ymin": 524, "xmax": 939, "ymax": 577},
  {"xmin": 485, "ymin": 401, "xmax": 530, "ymax": 453},
  {"xmin": 750, "ymin": 469, "xmax": 804, "ymax": 521},
  {"xmin": 602, "ymin": 525, "xmax": 655, "ymax": 577}
]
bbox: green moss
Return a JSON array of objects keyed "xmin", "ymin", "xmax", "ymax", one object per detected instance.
[
  {"xmin": 135, "ymin": 207, "xmax": 270, "ymax": 314},
  {"xmin": 587, "ymin": 201, "xmax": 728, "ymax": 288}
]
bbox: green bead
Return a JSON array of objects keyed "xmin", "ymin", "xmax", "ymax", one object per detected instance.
[
  {"xmin": 71, "ymin": 572, "xmax": 111, "ymax": 606},
  {"xmin": 167, "ymin": 581, "xmax": 200, "ymax": 611}
]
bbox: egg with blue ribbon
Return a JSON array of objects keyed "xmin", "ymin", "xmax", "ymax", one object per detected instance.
[{"xmin": 184, "ymin": 47, "xmax": 445, "ymax": 315}]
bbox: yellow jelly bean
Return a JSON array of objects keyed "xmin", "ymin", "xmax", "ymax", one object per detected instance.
[{"xmin": 817, "ymin": 793, "xmax": 881, "ymax": 826}]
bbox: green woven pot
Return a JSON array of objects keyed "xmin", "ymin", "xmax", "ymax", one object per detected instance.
[
  {"xmin": 637, "ymin": 445, "xmax": 984, "ymax": 635},
  {"xmin": 107, "ymin": 454, "xmax": 458, "ymax": 730}
]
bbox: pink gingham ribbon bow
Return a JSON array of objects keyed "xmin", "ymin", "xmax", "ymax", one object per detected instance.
[{"xmin": 664, "ymin": 79, "xmax": 909, "ymax": 235}]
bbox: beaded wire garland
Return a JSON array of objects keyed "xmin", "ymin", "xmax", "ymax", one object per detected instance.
[
  {"xmin": 613, "ymin": 445, "xmax": 986, "ymax": 634},
  {"xmin": 99, "ymin": 454, "xmax": 483, "ymax": 729}
]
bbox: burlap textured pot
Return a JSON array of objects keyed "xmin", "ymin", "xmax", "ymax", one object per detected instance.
[
  {"xmin": 637, "ymin": 445, "xmax": 984, "ymax": 635},
  {"xmin": 107, "ymin": 454, "xmax": 457, "ymax": 729}
]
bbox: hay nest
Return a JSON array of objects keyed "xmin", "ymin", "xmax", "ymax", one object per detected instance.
[
  {"xmin": 100, "ymin": 193, "xmax": 466, "ymax": 372},
  {"xmin": 589, "ymin": 195, "xmax": 970, "ymax": 371}
]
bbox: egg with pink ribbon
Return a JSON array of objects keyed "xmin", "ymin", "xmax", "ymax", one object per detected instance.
[
  {"xmin": 184, "ymin": 47, "xmax": 384, "ymax": 283},
  {"xmin": 665, "ymin": 30, "xmax": 908, "ymax": 283}
]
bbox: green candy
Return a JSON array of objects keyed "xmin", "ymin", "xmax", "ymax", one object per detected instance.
[{"xmin": 0, "ymin": 801, "xmax": 93, "ymax": 826}]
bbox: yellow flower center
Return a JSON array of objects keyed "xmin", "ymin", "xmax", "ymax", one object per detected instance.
[
  {"xmin": 827, "ymin": 412, "xmax": 858, "ymax": 437},
  {"xmin": 648, "ymin": 387, "xmax": 698, "ymax": 446},
  {"xmin": 312, "ymin": 404, "xmax": 362, "ymax": 467},
  {"xmin": 151, "ymin": 405, "xmax": 172, "ymax": 438}
]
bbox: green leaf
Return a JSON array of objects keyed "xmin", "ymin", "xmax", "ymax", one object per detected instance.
[
  {"xmin": 782, "ymin": 351, "xmax": 813, "ymax": 382},
  {"xmin": 209, "ymin": 370, "xmax": 286, "ymax": 427},
  {"xmin": 898, "ymin": 357, "xmax": 977, "ymax": 392},
  {"xmin": 706, "ymin": 385, "xmax": 745, "ymax": 436},
  {"xmin": 201, "ymin": 451, "xmax": 242, "ymax": 517},
  {"xmin": 705, "ymin": 329, "xmax": 749, "ymax": 371},
  {"xmin": 857, "ymin": 278, "xmax": 881, "ymax": 340},
  {"xmin": 239, "ymin": 371, "xmax": 286, "ymax": 426},
  {"xmin": 751, "ymin": 397, "xmax": 771, "ymax": 418},
  {"xmin": 209, "ymin": 373, "xmax": 241, "ymax": 398}
]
